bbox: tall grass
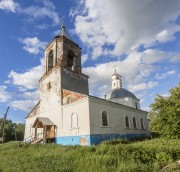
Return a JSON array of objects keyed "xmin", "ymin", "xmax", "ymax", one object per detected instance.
[{"xmin": 0, "ymin": 139, "xmax": 180, "ymax": 172}]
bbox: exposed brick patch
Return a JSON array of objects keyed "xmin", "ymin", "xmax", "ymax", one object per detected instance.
[{"xmin": 62, "ymin": 89, "xmax": 87, "ymax": 104}]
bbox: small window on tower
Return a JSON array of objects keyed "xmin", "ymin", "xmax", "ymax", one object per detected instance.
[{"xmin": 47, "ymin": 82, "xmax": 51, "ymax": 89}]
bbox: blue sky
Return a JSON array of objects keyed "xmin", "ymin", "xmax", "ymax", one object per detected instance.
[{"xmin": 0, "ymin": 0, "xmax": 179, "ymax": 123}]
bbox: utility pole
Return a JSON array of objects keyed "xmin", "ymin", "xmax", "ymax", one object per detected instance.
[
  {"xmin": 14, "ymin": 124, "xmax": 17, "ymax": 141},
  {"xmin": 2, "ymin": 106, "xmax": 9, "ymax": 144}
]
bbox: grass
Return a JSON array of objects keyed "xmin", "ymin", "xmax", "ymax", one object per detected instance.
[{"xmin": 0, "ymin": 139, "xmax": 180, "ymax": 172}]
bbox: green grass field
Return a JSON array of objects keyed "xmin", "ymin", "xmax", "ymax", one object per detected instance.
[{"xmin": 0, "ymin": 139, "xmax": 180, "ymax": 172}]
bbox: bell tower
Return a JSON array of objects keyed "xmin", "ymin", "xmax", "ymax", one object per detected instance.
[
  {"xmin": 39, "ymin": 23, "xmax": 89, "ymax": 113},
  {"xmin": 44, "ymin": 23, "xmax": 82, "ymax": 75}
]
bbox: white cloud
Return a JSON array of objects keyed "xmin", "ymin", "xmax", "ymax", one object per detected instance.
[
  {"xmin": 156, "ymin": 24, "xmax": 180, "ymax": 43},
  {"xmin": 20, "ymin": 3, "xmax": 60, "ymax": 25},
  {"xmin": 81, "ymin": 54, "xmax": 88, "ymax": 64},
  {"xmin": 0, "ymin": 85, "xmax": 11, "ymax": 102},
  {"xmin": 0, "ymin": 0, "xmax": 19, "ymax": 12},
  {"xmin": 11, "ymin": 89, "xmax": 40, "ymax": 112},
  {"xmin": 20, "ymin": 90, "xmax": 39, "ymax": 100},
  {"xmin": 128, "ymin": 81, "xmax": 158, "ymax": 92},
  {"xmin": 160, "ymin": 92, "xmax": 170, "ymax": 97},
  {"xmin": 8, "ymin": 63, "xmax": 44, "ymax": 90},
  {"xmin": 11, "ymin": 99, "xmax": 38, "ymax": 112},
  {"xmin": 20, "ymin": 37, "xmax": 47, "ymax": 55},
  {"xmin": 83, "ymin": 48, "xmax": 179, "ymax": 97},
  {"xmin": 73, "ymin": 0, "xmax": 180, "ymax": 58},
  {"xmin": 155, "ymin": 70, "xmax": 176, "ymax": 80},
  {"xmin": 0, "ymin": 0, "xmax": 60, "ymax": 26}
]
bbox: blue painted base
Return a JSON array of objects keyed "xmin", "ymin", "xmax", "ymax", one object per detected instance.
[
  {"xmin": 90, "ymin": 134, "xmax": 147, "ymax": 145},
  {"xmin": 55, "ymin": 135, "xmax": 91, "ymax": 145},
  {"xmin": 55, "ymin": 133, "xmax": 148, "ymax": 146}
]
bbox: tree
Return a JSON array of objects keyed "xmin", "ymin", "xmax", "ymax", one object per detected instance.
[
  {"xmin": 0, "ymin": 118, "xmax": 25, "ymax": 142},
  {"xmin": 16, "ymin": 123, "xmax": 25, "ymax": 141},
  {"xmin": 149, "ymin": 83, "xmax": 180, "ymax": 139}
]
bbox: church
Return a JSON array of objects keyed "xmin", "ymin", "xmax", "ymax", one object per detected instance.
[{"xmin": 24, "ymin": 23, "xmax": 150, "ymax": 145}]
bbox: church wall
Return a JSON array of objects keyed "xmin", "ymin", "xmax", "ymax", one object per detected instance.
[
  {"xmin": 109, "ymin": 97, "xmax": 140, "ymax": 109},
  {"xmin": 24, "ymin": 103, "xmax": 40, "ymax": 140},
  {"xmin": 61, "ymin": 67, "xmax": 89, "ymax": 95},
  {"xmin": 24, "ymin": 116, "xmax": 37, "ymax": 140},
  {"xmin": 55, "ymin": 97, "xmax": 91, "ymax": 145},
  {"xmin": 39, "ymin": 67, "xmax": 62, "ymax": 137},
  {"xmin": 24, "ymin": 116, "xmax": 44, "ymax": 142},
  {"xmin": 88, "ymin": 96, "xmax": 150, "ymax": 144},
  {"xmin": 40, "ymin": 67, "xmax": 61, "ymax": 114}
]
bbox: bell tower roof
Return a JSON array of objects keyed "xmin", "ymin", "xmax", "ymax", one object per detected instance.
[{"xmin": 56, "ymin": 23, "xmax": 72, "ymax": 40}]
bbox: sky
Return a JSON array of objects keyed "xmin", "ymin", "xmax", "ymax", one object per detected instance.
[{"xmin": 0, "ymin": 0, "xmax": 179, "ymax": 123}]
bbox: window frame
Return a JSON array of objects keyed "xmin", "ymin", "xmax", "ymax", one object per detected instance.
[
  {"xmin": 125, "ymin": 116, "xmax": 130, "ymax": 128},
  {"xmin": 47, "ymin": 50, "xmax": 54, "ymax": 71},
  {"xmin": 132, "ymin": 117, "xmax": 137, "ymax": 129},
  {"xmin": 71, "ymin": 112, "xmax": 78, "ymax": 129},
  {"xmin": 140, "ymin": 118, "xmax": 145, "ymax": 130},
  {"xmin": 101, "ymin": 111, "xmax": 109, "ymax": 127}
]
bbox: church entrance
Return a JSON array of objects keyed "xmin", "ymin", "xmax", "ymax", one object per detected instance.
[{"xmin": 32, "ymin": 117, "xmax": 56, "ymax": 143}]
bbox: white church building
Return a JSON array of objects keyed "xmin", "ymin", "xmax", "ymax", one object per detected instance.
[{"xmin": 24, "ymin": 24, "xmax": 150, "ymax": 145}]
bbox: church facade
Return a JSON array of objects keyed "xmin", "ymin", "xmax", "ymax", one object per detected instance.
[{"xmin": 24, "ymin": 24, "xmax": 150, "ymax": 145}]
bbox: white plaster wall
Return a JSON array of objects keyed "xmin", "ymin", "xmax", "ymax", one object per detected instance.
[
  {"xmin": 110, "ymin": 97, "xmax": 140, "ymax": 109},
  {"xmin": 39, "ymin": 67, "xmax": 62, "ymax": 137},
  {"xmin": 24, "ymin": 115, "xmax": 43, "ymax": 140},
  {"xmin": 61, "ymin": 97, "xmax": 90, "ymax": 136},
  {"xmin": 89, "ymin": 96, "xmax": 150, "ymax": 135}
]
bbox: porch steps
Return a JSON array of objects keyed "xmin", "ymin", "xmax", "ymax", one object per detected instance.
[{"xmin": 31, "ymin": 138, "xmax": 43, "ymax": 144}]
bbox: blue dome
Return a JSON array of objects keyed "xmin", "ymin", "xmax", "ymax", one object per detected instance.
[{"xmin": 106, "ymin": 88, "xmax": 137, "ymax": 99}]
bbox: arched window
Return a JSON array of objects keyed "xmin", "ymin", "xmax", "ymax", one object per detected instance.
[
  {"xmin": 133, "ymin": 117, "xmax": 137, "ymax": 128},
  {"xmin": 125, "ymin": 116, "xmax": 129, "ymax": 128},
  {"xmin": 48, "ymin": 50, "xmax": 53, "ymax": 71},
  {"xmin": 102, "ymin": 111, "xmax": 108, "ymax": 126},
  {"xmin": 71, "ymin": 112, "xmax": 78, "ymax": 128},
  {"xmin": 135, "ymin": 102, "xmax": 138, "ymax": 109},
  {"xmin": 67, "ymin": 51, "xmax": 74, "ymax": 69},
  {"xmin": 140, "ymin": 118, "xmax": 145, "ymax": 130}
]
